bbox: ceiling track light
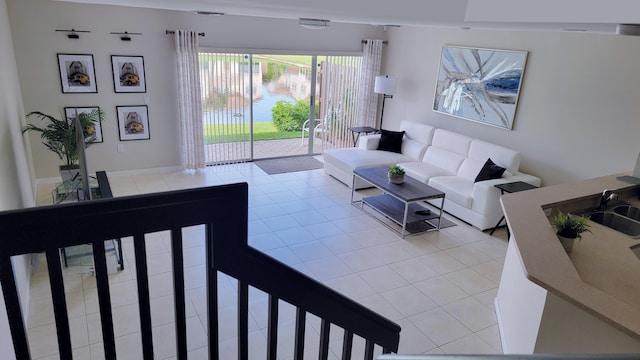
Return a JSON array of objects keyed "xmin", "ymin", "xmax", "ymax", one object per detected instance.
[
  {"xmin": 55, "ymin": 28, "xmax": 90, "ymax": 39},
  {"xmin": 299, "ymin": 18, "xmax": 330, "ymax": 30},
  {"xmin": 110, "ymin": 31, "xmax": 142, "ymax": 41},
  {"xmin": 193, "ymin": 11, "xmax": 225, "ymax": 16}
]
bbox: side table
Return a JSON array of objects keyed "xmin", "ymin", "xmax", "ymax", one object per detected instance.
[
  {"xmin": 348, "ymin": 126, "xmax": 378, "ymax": 147},
  {"xmin": 490, "ymin": 181, "xmax": 539, "ymax": 238}
]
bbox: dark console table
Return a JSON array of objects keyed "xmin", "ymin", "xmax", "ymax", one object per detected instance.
[
  {"xmin": 351, "ymin": 166, "xmax": 445, "ymax": 238},
  {"xmin": 348, "ymin": 126, "xmax": 379, "ymax": 147},
  {"xmin": 56, "ymin": 171, "xmax": 124, "ymax": 271},
  {"xmin": 490, "ymin": 181, "xmax": 539, "ymax": 238}
]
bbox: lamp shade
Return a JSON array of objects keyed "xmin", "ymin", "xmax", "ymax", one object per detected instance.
[{"xmin": 374, "ymin": 75, "xmax": 398, "ymax": 95}]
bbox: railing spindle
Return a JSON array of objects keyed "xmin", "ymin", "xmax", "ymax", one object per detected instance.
[
  {"xmin": 46, "ymin": 249, "xmax": 72, "ymax": 359},
  {"xmin": 267, "ymin": 295, "xmax": 279, "ymax": 360},
  {"xmin": 171, "ymin": 228, "xmax": 188, "ymax": 359}
]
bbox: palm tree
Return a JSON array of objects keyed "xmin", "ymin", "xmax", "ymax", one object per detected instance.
[{"xmin": 22, "ymin": 109, "xmax": 104, "ymax": 168}]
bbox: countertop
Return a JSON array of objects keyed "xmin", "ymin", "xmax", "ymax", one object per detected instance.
[{"xmin": 501, "ymin": 172, "xmax": 640, "ymax": 340}]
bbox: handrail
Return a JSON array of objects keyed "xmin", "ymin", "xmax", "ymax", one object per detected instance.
[{"xmin": 0, "ymin": 181, "xmax": 400, "ymax": 359}]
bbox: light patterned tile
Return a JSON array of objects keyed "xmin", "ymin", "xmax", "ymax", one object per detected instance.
[
  {"xmin": 381, "ymin": 285, "xmax": 438, "ymax": 317},
  {"xmin": 408, "ymin": 308, "xmax": 471, "ymax": 346},
  {"xmin": 29, "ymin": 167, "xmax": 511, "ymax": 359}
]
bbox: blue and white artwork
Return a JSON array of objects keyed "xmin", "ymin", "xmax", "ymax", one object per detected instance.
[{"xmin": 433, "ymin": 45, "xmax": 528, "ymax": 130}]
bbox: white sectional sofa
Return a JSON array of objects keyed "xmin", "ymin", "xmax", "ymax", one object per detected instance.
[{"xmin": 323, "ymin": 121, "xmax": 541, "ymax": 230}]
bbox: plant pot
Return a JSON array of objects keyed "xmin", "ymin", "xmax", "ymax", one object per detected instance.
[
  {"xmin": 388, "ymin": 173, "xmax": 405, "ymax": 184},
  {"xmin": 557, "ymin": 234, "xmax": 576, "ymax": 254},
  {"xmin": 59, "ymin": 164, "xmax": 81, "ymax": 183}
]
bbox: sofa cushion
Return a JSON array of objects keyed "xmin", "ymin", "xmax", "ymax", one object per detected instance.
[
  {"xmin": 323, "ymin": 148, "xmax": 413, "ymax": 176},
  {"xmin": 457, "ymin": 158, "xmax": 486, "ymax": 180},
  {"xmin": 429, "ymin": 176, "xmax": 474, "ymax": 209},
  {"xmin": 401, "ymin": 138, "xmax": 429, "ymax": 161},
  {"xmin": 431, "ymin": 129, "xmax": 473, "ymax": 155},
  {"xmin": 400, "ymin": 121, "xmax": 435, "ymax": 144},
  {"xmin": 422, "ymin": 147, "xmax": 467, "ymax": 174},
  {"xmin": 398, "ymin": 162, "xmax": 455, "ymax": 184},
  {"xmin": 468, "ymin": 139, "xmax": 520, "ymax": 174},
  {"xmin": 474, "ymin": 158, "xmax": 506, "ymax": 182},
  {"xmin": 377, "ymin": 129, "xmax": 405, "ymax": 153}
]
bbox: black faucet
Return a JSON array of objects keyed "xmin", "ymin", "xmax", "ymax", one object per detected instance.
[{"xmin": 600, "ymin": 189, "xmax": 619, "ymax": 210}]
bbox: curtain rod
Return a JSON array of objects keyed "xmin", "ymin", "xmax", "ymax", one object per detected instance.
[
  {"xmin": 362, "ymin": 40, "xmax": 388, "ymax": 44},
  {"xmin": 165, "ymin": 30, "xmax": 205, "ymax": 37}
]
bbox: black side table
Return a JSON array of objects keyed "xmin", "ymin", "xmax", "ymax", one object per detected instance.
[
  {"xmin": 348, "ymin": 126, "xmax": 378, "ymax": 147},
  {"xmin": 489, "ymin": 181, "xmax": 539, "ymax": 237}
]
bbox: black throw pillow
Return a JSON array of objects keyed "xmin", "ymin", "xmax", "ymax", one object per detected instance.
[
  {"xmin": 377, "ymin": 129, "xmax": 405, "ymax": 153},
  {"xmin": 475, "ymin": 158, "xmax": 506, "ymax": 182}
]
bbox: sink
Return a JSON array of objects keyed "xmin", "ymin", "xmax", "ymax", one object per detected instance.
[
  {"xmin": 613, "ymin": 205, "xmax": 640, "ymax": 222},
  {"xmin": 588, "ymin": 211, "xmax": 640, "ymax": 238}
]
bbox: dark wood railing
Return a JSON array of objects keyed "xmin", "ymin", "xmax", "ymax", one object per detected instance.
[{"xmin": 0, "ymin": 180, "xmax": 400, "ymax": 359}]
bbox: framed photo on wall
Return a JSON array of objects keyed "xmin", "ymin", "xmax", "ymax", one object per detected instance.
[
  {"xmin": 111, "ymin": 55, "xmax": 146, "ymax": 93},
  {"xmin": 117, "ymin": 105, "xmax": 150, "ymax": 141},
  {"xmin": 64, "ymin": 106, "xmax": 104, "ymax": 143},
  {"xmin": 433, "ymin": 45, "xmax": 528, "ymax": 130},
  {"xmin": 57, "ymin": 54, "xmax": 97, "ymax": 93}
]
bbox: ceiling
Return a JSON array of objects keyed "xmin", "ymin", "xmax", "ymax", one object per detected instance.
[{"xmin": 55, "ymin": 0, "xmax": 640, "ymax": 34}]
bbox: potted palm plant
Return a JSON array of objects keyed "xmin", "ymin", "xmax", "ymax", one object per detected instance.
[
  {"xmin": 552, "ymin": 211, "xmax": 591, "ymax": 254},
  {"xmin": 22, "ymin": 109, "xmax": 104, "ymax": 182}
]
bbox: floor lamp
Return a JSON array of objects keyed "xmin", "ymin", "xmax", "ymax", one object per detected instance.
[{"xmin": 374, "ymin": 75, "xmax": 398, "ymax": 130}]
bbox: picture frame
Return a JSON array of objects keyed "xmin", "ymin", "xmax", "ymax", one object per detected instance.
[
  {"xmin": 111, "ymin": 55, "xmax": 146, "ymax": 93},
  {"xmin": 433, "ymin": 45, "xmax": 528, "ymax": 130},
  {"xmin": 64, "ymin": 106, "xmax": 104, "ymax": 143},
  {"xmin": 57, "ymin": 54, "xmax": 97, "ymax": 93},
  {"xmin": 116, "ymin": 105, "xmax": 150, "ymax": 141}
]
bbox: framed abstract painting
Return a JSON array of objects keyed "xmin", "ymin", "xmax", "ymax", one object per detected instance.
[{"xmin": 433, "ymin": 45, "xmax": 528, "ymax": 130}]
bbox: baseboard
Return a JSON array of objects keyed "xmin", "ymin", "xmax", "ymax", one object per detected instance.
[{"xmin": 35, "ymin": 165, "xmax": 184, "ymax": 185}]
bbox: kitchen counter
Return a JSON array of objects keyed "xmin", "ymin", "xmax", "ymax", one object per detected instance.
[{"xmin": 495, "ymin": 172, "xmax": 640, "ymax": 353}]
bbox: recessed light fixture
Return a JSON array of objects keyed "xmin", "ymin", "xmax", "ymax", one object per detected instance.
[
  {"xmin": 299, "ymin": 18, "xmax": 330, "ymax": 30},
  {"xmin": 193, "ymin": 11, "xmax": 225, "ymax": 16},
  {"xmin": 617, "ymin": 24, "xmax": 640, "ymax": 35}
]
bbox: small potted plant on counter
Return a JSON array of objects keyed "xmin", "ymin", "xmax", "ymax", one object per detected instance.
[
  {"xmin": 552, "ymin": 211, "xmax": 591, "ymax": 254},
  {"xmin": 388, "ymin": 164, "xmax": 406, "ymax": 184}
]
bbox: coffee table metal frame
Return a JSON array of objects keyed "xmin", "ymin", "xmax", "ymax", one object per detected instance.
[{"xmin": 351, "ymin": 166, "xmax": 446, "ymax": 238}]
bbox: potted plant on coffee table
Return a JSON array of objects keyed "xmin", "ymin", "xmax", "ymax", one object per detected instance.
[
  {"xmin": 388, "ymin": 164, "xmax": 406, "ymax": 184},
  {"xmin": 552, "ymin": 211, "xmax": 591, "ymax": 254},
  {"xmin": 22, "ymin": 109, "xmax": 104, "ymax": 182}
]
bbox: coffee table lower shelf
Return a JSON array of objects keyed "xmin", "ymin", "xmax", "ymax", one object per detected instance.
[{"xmin": 358, "ymin": 194, "xmax": 443, "ymax": 238}]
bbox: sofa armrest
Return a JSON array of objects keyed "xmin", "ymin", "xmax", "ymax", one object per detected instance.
[
  {"xmin": 357, "ymin": 134, "xmax": 381, "ymax": 149},
  {"xmin": 471, "ymin": 172, "xmax": 542, "ymax": 216}
]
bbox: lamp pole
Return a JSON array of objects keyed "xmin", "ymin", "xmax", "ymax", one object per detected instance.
[
  {"xmin": 379, "ymin": 93, "xmax": 393, "ymax": 130},
  {"xmin": 374, "ymin": 75, "xmax": 398, "ymax": 130}
]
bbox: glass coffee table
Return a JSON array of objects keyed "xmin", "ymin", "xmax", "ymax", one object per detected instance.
[{"xmin": 351, "ymin": 166, "xmax": 446, "ymax": 238}]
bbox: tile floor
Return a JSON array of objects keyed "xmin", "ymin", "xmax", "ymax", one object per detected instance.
[{"xmin": 28, "ymin": 159, "xmax": 508, "ymax": 359}]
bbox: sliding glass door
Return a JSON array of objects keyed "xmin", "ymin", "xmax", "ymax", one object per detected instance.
[{"xmin": 200, "ymin": 52, "xmax": 362, "ymax": 164}]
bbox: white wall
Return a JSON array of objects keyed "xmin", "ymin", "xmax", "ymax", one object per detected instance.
[
  {"xmin": 1, "ymin": 0, "xmax": 36, "ymax": 356},
  {"xmin": 384, "ymin": 26, "xmax": 640, "ymax": 185},
  {"xmin": 7, "ymin": 0, "xmax": 386, "ymax": 178}
]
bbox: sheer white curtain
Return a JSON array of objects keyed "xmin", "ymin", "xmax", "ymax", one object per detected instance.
[
  {"xmin": 175, "ymin": 30, "xmax": 205, "ymax": 170},
  {"xmin": 357, "ymin": 39, "xmax": 383, "ymax": 128}
]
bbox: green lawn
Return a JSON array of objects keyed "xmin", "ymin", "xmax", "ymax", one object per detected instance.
[{"xmin": 204, "ymin": 122, "xmax": 301, "ymax": 144}]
